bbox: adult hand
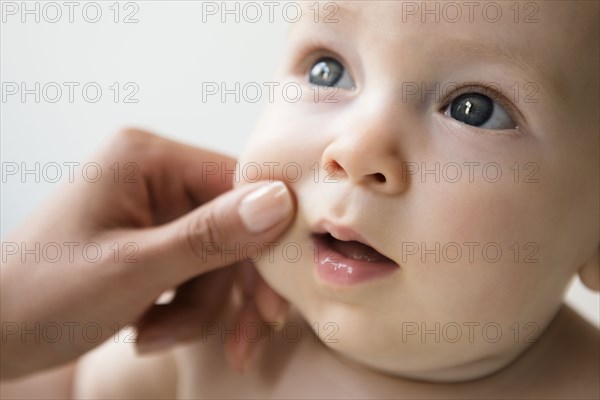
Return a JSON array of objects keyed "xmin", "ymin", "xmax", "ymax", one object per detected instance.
[{"xmin": 1, "ymin": 129, "xmax": 294, "ymax": 379}]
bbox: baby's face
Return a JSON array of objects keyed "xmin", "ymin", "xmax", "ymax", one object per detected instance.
[{"xmin": 237, "ymin": 1, "xmax": 599, "ymax": 381}]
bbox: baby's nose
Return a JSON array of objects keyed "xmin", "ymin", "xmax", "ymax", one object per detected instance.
[{"xmin": 320, "ymin": 129, "xmax": 406, "ymax": 195}]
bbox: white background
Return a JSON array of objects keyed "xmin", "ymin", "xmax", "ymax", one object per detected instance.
[{"xmin": 1, "ymin": 1, "xmax": 598, "ymax": 326}]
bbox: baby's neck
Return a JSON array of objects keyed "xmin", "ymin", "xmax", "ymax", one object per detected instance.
[{"xmin": 277, "ymin": 305, "xmax": 598, "ymax": 399}]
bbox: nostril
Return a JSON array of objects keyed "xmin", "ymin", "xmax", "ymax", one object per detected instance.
[
  {"xmin": 327, "ymin": 160, "xmax": 343, "ymax": 171},
  {"xmin": 372, "ymin": 173, "xmax": 386, "ymax": 183},
  {"xmin": 324, "ymin": 160, "xmax": 345, "ymax": 178}
]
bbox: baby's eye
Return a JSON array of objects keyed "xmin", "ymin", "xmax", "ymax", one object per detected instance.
[
  {"xmin": 308, "ymin": 57, "xmax": 355, "ymax": 89},
  {"xmin": 444, "ymin": 93, "xmax": 516, "ymax": 130}
]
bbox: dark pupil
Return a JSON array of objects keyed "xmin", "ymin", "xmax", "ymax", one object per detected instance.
[
  {"xmin": 309, "ymin": 58, "xmax": 343, "ymax": 87},
  {"xmin": 450, "ymin": 93, "xmax": 494, "ymax": 127}
]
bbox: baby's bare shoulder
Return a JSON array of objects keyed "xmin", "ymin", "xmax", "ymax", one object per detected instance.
[{"xmin": 73, "ymin": 327, "xmax": 178, "ymax": 399}]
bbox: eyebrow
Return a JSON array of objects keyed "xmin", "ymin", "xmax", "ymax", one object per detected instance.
[
  {"xmin": 446, "ymin": 37, "xmax": 532, "ymax": 72},
  {"xmin": 440, "ymin": 36, "xmax": 564, "ymax": 105}
]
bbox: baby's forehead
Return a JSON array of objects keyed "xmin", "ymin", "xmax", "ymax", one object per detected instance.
[
  {"xmin": 297, "ymin": 1, "xmax": 596, "ymax": 31},
  {"xmin": 290, "ymin": 1, "xmax": 598, "ymax": 106},
  {"xmin": 293, "ymin": 1, "xmax": 596, "ymax": 53}
]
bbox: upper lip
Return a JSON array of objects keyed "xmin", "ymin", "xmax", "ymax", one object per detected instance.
[
  {"xmin": 312, "ymin": 219, "xmax": 395, "ymax": 262},
  {"xmin": 313, "ymin": 219, "xmax": 371, "ymax": 244}
]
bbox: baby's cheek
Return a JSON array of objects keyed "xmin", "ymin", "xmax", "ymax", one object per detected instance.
[
  {"xmin": 236, "ymin": 142, "xmax": 316, "ymax": 193},
  {"xmin": 413, "ymin": 181, "xmax": 569, "ymax": 324}
]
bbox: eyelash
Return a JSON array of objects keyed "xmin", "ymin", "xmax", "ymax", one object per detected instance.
[
  {"xmin": 440, "ymin": 82, "xmax": 524, "ymax": 130},
  {"xmin": 292, "ymin": 43, "xmax": 352, "ymax": 81},
  {"xmin": 293, "ymin": 45, "xmax": 525, "ymax": 131}
]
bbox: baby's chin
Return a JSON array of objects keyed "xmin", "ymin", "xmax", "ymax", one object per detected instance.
[{"xmin": 251, "ymin": 247, "xmax": 402, "ymax": 375}]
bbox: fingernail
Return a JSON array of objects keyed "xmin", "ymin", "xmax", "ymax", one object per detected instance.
[
  {"xmin": 239, "ymin": 182, "xmax": 293, "ymax": 233},
  {"xmin": 136, "ymin": 336, "xmax": 176, "ymax": 354}
]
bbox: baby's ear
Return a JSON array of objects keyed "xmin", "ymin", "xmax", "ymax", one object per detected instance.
[{"xmin": 578, "ymin": 247, "xmax": 600, "ymax": 291}]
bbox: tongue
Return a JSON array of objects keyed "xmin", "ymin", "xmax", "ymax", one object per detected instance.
[{"xmin": 329, "ymin": 237, "xmax": 392, "ymax": 263}]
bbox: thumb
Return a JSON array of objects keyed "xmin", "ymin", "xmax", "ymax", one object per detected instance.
[{"xmin": 142, "ymin": 181, "xmax": 295, "ymax": 280}]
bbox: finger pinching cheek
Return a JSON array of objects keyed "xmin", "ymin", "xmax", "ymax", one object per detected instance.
[{"xmin": 238, "ymin": 181, "xmax": 294, "ymax": 234}]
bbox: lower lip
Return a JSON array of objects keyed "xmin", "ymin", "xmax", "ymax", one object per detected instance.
[{"xmin": 312, "ymin": 235, "xmax": 400, "ymax": 286}]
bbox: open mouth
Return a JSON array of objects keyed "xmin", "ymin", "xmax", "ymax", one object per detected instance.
[
  {"xmin": 318, "ymin": 233, "xmax": 396, "ymax": 263},
  {"xmin": 311, "ymin": 232, "xmax": 400, "ymax": 286}
]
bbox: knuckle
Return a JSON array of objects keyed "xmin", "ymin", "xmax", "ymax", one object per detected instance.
[
  {"xmin": 112, "ymin": 128, "xmax": 153, "ymax": 154},
  {"xmin": 103, "ymin": 128, "xmax": 165, "ymax": 167},
  {"xmin": 116, "ymin": 127, "xmax": 153, "ymax": 143},
  {"xmin": 114, "ymin": 128, "xmax": 152, "ymax": 146}
]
